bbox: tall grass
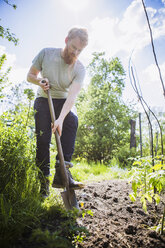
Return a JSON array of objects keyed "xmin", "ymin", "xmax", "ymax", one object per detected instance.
[{"xmin": 0, "ymin": 109, "xmax": 44, "ymax": 247}]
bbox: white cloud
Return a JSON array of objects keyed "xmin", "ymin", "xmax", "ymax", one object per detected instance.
[
  {"xmin": 9, "ymin": 66, "xmax": 29, "ymax": 84},
  {"xmin": 0, "ymin": 45, "xmax": 16, "ymax": 70},
  {"xmin": 127, "ymin": 62, "xmax": 165, "ymax": 110},
  {"xmin": 86, "ymin": 0, "xmax": 165, "ymax": 60},
  {"xmin": 0, "ymin": 45, "xmax": 28, "ymax": 85},
  {"xmin": 142, "ymin": 62, "xmax": 165, "ymax": 84}
]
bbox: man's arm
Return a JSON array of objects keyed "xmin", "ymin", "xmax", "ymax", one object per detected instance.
[
  {"xmin": 52, "ymin": 81, "xmax": 82, "ymax": 136},
  {"xmin": 27, "ymin": 65, "xmax": 49, "ymax": 91}
]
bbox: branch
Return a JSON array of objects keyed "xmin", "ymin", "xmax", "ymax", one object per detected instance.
[
  {"xmin": 3, "ymin": 0, "xmax": 17, "ymax": 9},
  {"xmin": 129, "ymin": 59, "xmax": 154, "ymax": 164},
  {"xmin": 141, "ymin": 0, "xmax": 165, "ymax": 98},
  {"xmin": 129, "ymin": 57, "xmax": 164, "ymax": 162}
]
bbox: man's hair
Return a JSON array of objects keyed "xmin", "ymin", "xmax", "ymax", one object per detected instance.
[{"xmin": 67, "ymin": 27, "xmax": 88, "ymax": 46}]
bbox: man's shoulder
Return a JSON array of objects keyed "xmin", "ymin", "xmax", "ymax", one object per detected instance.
[
  {"xmin": 43, "ymin": 47, "xmax": 61, "ymax": 55},
  {"xmin": 73, "ymin": 60, "xmax": 86, "ymax": 79},
  {"xmin": 75, "ymin": 60, "xmax": 85, "ymax": 71}
]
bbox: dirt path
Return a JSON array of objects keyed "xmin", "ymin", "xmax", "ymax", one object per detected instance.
[{"xmin": 76, "ymin": 180, "xmax": 165, "ymax": 248}]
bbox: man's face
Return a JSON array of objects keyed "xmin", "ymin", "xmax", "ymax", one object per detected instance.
[{"xmin": 63, "ymin": 36, "xmax": 85, "ymax": 65}]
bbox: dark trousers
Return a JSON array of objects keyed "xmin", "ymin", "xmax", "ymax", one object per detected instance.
[{"xmin": 34, "ymin": 97, "xmax": 78, "ymax": 176}]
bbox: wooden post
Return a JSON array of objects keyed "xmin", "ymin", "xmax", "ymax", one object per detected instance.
[{"xmin": 129, "ymin": 119, "xmax": 136, "ymax": 149}]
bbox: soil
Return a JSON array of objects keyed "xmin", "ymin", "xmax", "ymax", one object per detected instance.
[
  {"xmin": 15, "ymin": 179, "xmax": 165, "ymax": 248},
  {"xmin": 76, "ymin": 180, "xmax": 165, "ymax": 248}
]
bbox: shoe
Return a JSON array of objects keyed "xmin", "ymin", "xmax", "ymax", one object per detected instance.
[
  {"xmin": 67, "ymin": 169, "xmax": 85, "ymax": 189},
  {"xmin": 52, "ymin": 162, "xmax": 84, "ymax": 190}
]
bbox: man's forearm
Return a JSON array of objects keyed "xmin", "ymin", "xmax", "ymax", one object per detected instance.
[
  {"xmin": 58, "ymin": 82, "xmax": 81, "ymax": 122},
  {"xmin": 27, "ymin": 73, "xmax": 42, "ymax": 86},
  {"xmin": 59, "ymin": 97, "xmax": 75, "ymax": 121}
]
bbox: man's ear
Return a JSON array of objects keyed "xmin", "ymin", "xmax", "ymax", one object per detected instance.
[{"xmin": 65, "ymin": 37, "xmax": 69, "ymax": 44}]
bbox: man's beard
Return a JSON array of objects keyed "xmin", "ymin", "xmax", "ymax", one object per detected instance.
[{"xmin": 62, "ymin": 47, "xmax": 77, "ymax": 65}]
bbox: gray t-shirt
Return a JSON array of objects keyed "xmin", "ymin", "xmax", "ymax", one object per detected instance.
[{"xmin": 32, "ymin": 48, "xmax": 86, "ymax": 99}]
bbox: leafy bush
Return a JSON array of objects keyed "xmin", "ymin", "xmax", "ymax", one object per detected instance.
[
  {"xmin": 0, "ymin": 106, "xmax": 42, "ymax": 246},
  {"xmin": 116, "ymin": 145, "xmax": 139, "ymax": 168}
]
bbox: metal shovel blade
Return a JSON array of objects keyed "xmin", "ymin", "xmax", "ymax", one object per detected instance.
[{"xmin": 61, "ymin": 189, "xmax": 80, "ymax": 210}]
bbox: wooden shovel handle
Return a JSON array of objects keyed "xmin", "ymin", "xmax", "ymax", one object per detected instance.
[{"xmin": 41, "ymin": 80, "xmax": 69, "ymax": 188}]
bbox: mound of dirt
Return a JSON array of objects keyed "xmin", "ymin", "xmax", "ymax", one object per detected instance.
[{"xmin": 77, "ymin": 180, "xmax": 165, "ymax": 248}]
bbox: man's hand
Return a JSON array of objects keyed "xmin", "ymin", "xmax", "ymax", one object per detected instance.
[
  {"xmin": 52, "ymin": 118, "xmax": 63, "ymax": 136},
  {"xmin": 39, "ymin": 78, "xmax": 50, "ymax": 92}
]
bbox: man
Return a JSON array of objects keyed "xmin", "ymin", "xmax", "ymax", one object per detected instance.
[{"xmin": 27, "ymin": 27, "xmax": 88, "ymax": 197}]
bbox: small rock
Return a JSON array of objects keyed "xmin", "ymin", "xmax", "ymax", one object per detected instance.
[
  {"xmin": 103, "ymin": 194, "xmax": 107, "ymax": 200},
  {"xmin": 93, "ymin": 192, "xmax": 99, "ymax": 197},
  {"xmin": 91, "ymin": 205, "xmax": 97, "ymax": 209},
  {"xmin": 148, "ymin": 231, "xmax": 159, "ymax": 239},
  {"xmin": 103, "ymin": 241, "xmax": 109, "ymax": 248},
  {"xmin": 126, "ymin": 206, "xmax": 133, "ymax": 213},
  {"xmin": 125, "ymin": 225, "xmax": 137, "ymax": 235},
  {"xmin": 113, "ymin": 197, "xmax": 118, "ymax": 203},
  {"xmin": 136, "ymin": 209, "xmax": 147, "ymax": 216},
  {"xmin": 106, "ymin": 234, "xmax": 110, "ymax": 238}
]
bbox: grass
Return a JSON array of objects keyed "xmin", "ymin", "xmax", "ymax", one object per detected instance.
[
  {"xmin": 70, "ymin": 161, "xmax": 133, "ymax": 182},
  {"xmin": 49, "ymin": 152, "xmax": 133, "ymax": 185}
]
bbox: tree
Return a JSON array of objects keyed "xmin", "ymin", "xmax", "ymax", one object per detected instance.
[{"xmin": 74, "ymin": 52, "xmax": 136, "ymax": 163}]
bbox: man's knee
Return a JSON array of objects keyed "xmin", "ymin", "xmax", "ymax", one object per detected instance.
[{"xmin": 36, "ymin": 130, "xmax": 51, "ymax": 145}]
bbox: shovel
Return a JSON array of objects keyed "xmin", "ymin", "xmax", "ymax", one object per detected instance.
[{"xmin": 41, "ymin": 80, "xmax": 79, "ymax": 210}]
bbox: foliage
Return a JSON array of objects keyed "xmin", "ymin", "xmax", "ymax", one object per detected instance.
[
  {"xmin": 0, "ymin": 54, "xmax": 11, "ymax": 99},
  {"xmin": 30, "ymin": 206, "xmax": 91, "ymax": 248},
  {"xmin": 75, "ymin": 52, "xmax": 136, "ymax": 163},
  {"xmin": 0, "ymin": 0, "xmax": 18, "ymax": 45},
  {"xmin": 0, "ymin": 101, "xmax": 42, "ymax": 245},
  {"xmin": 0, "ymin": 24, "xmax": 18, "ymax": 46},
  {"xmin": 116, "ymin": 145, "xmax": 139, "ymax": 168},
  {"xmin": 129, "ymin": 156, "xmax": 165, "ymax": 234}
]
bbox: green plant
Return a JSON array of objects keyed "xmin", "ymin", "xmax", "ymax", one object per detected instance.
[
  {"xmin": 129, "ymin": 156, "xmax": 165, "ymax": 234},
  {"xmin": 0, "ymin": 54, "xmax": 11, "ymax": 99},
  {"xmin": 30, "ymin": 207, "xmax": 91, "ymax": 248}
]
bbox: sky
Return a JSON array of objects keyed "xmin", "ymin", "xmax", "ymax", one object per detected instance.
[{"xmin": 0, "ymin": 0, "xmax": 165, "ymax": 112}]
